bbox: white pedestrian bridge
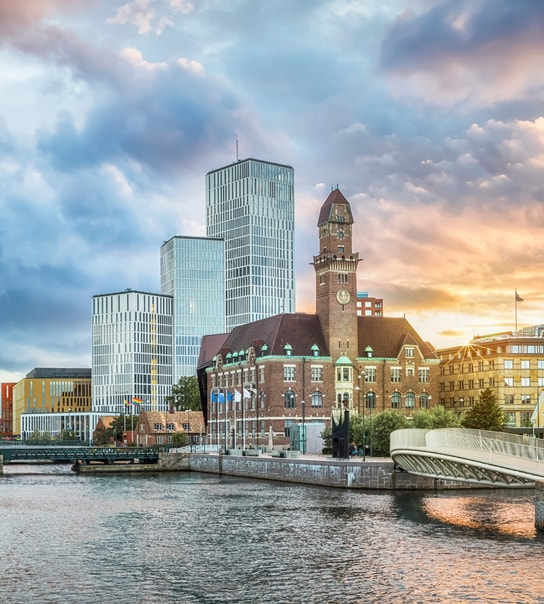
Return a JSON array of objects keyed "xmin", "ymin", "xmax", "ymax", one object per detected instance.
[{"xmin": 390, "ymin": 428, "xmax": 544, "ymax": 487}]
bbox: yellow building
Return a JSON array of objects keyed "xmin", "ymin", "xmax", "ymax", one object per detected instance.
[
  {"xmin": 13, "ymin": 368, "xmax": 92, "ymax": 438},
  {"xmin": 437, "ymin": 325, "xmax": 544, "ymax": 429}
]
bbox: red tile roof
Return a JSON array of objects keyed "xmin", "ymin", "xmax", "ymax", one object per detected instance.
[{"xmin": 357, "ymin": 316, "xmax": 437, "ymax": 360}]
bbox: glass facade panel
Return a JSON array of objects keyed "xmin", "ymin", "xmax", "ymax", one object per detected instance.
[
  {"xmin": 206, "ymin": 158, "xmax": 295, "ymax": 330},
  {"xmin": 91, "ymin": 291, "xmax": 173, "ymax": 413},
  {"xmin": 160, "ymin": 236, "xmax": 225, "ymax": 379}
]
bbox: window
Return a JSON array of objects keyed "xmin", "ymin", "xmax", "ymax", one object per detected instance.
[
  {"xmin": 405, "ymin": 392, "xmax": 416, "ymax": 408},
  {"xmin": 338, "ymin": 273, "xmax": 348, "ymax": 284},
  {"xmin": 504, "ymin": 377, "xmax": 514, "ymax": 387},
  {"xmin": 504, "ymin": 360, "xmax": 513, "ymax": 369},
  {"xmin": 183, "ymin": 423, "xmax": 190, "ymax": 430},
  {"xmin": 283, "ymin": 365, "xmax": 295, "ymax": 381},
  {"xmin": 311, "ymin": 365, "xmax": 323, "ymax": 382},
  {"xmin": 362, "ymin": 368, "xmax": 374, "ymax": 383},
  {"xmin": 419, "ymin": 393, "xmax": 430, "ymax": 408},
  {"xmin": 337, "ymin": 366, "xmax": 352, "ymax": 382},
  {"xmin": 391, "ymin": 392, "xmax": 402, "ymax": 409},
  {"xmin": 521, "ymin": 377, "xmax": 530, "ymax": 387},
  {"xmin": 405, "ymin": 347, "xmax": 414, "ymax": 358},
  {"xmin": 521, "ymin": 360, "xmax": 530, "ymax": 370},
  {"xmin": 504, "ymin": 412, "xmax": 515, "ymax": 427},
  {"xmin": 284, "ymin": 420, "xmax": 295, "ymax": 437},
  {"xmin": 284, "ymin": 390, "xmax": 296, "ymax": 408},
  {"xmin": 338, "ymin": 246, "xmax": 344, "ymax": 254},
  {"xmin": 154, "ymin": 423, "xmax": 163, "ymax": 431},
  {"xmin": 521, "ymin": 411, "xmax": 532, "ymax": 426},
  {"xmin": 391, "ymin": 367, "xmax": 402, "ymax": 383},
  {"xmin": 521, "ymin": 395, "xmax": 532, "ymax": 405},
  {"xmin": 504, "ymin": 394, "xmax": 514, "ymax": 404},
  {"xmin": 366, "ymin": 392, "xmax": 376, "ymax": 409},
  {"xmin": 311, "ymin": 391, "xmax": 323, "ymax": 408}
]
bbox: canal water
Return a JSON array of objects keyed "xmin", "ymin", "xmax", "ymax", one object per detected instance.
[{"xmin": 1, "ymin": 465, "xmax": 543, "ymax": 604}]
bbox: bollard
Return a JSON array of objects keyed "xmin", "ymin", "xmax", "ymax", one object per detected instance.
[
  {"xmin": 0, "ymin": 454, "xmax": 3, "ymax": 476},
  {"xmin": 535, "ymin": 482, "xmax": 544, "ymax": 532}
]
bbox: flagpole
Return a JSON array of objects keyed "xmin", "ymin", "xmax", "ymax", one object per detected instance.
[{"xmin": 515, "ymin": 290, "xmax": 518, "ymax": 333}]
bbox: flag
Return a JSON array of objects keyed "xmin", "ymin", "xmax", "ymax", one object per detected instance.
[
  {"xmin": 211, "ymin": 392, "xmax": 218, "ymax": 403},
  {"xmin": 218, "ymin": 392, "xmax": 225, "ymax": 403},
  {"xmin": 132, "ymin": 396, "xmax": 142, "ymax": 404},
  {"xmin": 227, "ymin": 391, "xmax": 234, "ymax": 401},
  {"xmin": 243, "ymin": 387, "xmax": 251, "ymax": 399},
  {"xmin": 234, "ymin": 389, "xmax": 241, "ymax": 403},
  {"xmin": 515, "ymin": 291, "xmax": 524, "ymax": 302},
  {"xmin": 531, "ymin": 390, "xmax": 544, "ymax": 426}
]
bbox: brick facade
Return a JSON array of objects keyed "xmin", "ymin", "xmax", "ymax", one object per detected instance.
[{"xmin": 198, "ymin": 188, "xmax": 440, "ymax": 451}]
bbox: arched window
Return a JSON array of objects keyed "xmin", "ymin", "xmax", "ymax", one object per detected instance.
[
  {"xmin": 284, "ymin": 389, "xmax": 296, "ymax": 408},
  {"xmin": 419, "ymin": 393, "xmax": 430, "ymax": 408},
  {"xmin": 366, "ymin": 392, "xmax": 376, "ymax": 409},
  {"xmin": 311, "ymin": 390, "xmax": 323, "ymax": 408},
  {"xmin": 391, "ymin": 392, "xmax": 402, "ymax": 409},
  {"xmin": 405, "ymin": 392, "xmax": 416, "ymax": 409}
]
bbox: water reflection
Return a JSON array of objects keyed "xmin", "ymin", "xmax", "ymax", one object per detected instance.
[
  {"xmin": 1, "ymin": 470, "xmax": 543, "ymax": 603},
  {"xmin": 421, "ymin": 490, "xmax": 539, "ymax": 539}
]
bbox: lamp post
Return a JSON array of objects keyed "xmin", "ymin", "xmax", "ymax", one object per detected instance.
[
  {"xmin": 359, "ymin": 372, "xmax": 366, "ymax": 461},
  {"xmin": 301, "ymin": 399, "xmax": 306, "ymax": 454}
]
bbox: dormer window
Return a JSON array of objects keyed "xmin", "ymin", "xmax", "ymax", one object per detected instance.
[{"xmin": 284, "ymin": 343, "xmax": 293, "ymax": 356}]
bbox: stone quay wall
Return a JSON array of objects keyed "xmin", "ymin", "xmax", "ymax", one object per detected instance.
[{"xmin": 187, "ymin": 453, "xmax": 474, "ymax": 490}]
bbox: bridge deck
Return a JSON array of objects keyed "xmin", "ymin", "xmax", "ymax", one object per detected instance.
[
  {"xmin": 391, "ymin": 428, "xmax": 544, "ymax": 486},
  {"xmin": 0, "ymin": 446, "xmax": 164, "ymax": 464}
]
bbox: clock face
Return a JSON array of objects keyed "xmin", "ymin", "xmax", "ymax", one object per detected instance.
[{"xmin": 336, "ymin": 289, "xmax": 350, "ymax": 305}]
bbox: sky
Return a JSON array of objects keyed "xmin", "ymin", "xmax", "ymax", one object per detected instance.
[{"xmin": 1, "ymin": 0, "xmax": 544, "ymax": 383}]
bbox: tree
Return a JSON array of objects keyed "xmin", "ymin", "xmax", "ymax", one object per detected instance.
[
  {"xmin": 166, "ymin": 376, "xmax": 201, "ymax": 411},
  {"xmin": 372, "ymin": 410, "xmax": 410, "ymax": 457},
  {"xmin": 461, "ymin": 388, "xmax": 507, "ymax": 431},
  {"xmin": 170, "ymin": 431, "xmax": 188, "ymax": 447},
  {"xmin": 412, "ymin": 406, "xmax": 462, "ymax": 429},
  {"xmin": 109, "ymin": 414, "xmax": 139, "ymax": 444}
]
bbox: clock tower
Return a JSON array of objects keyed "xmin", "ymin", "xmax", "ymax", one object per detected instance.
[{"xmin": 312, "ymin": 188, "xmax": 360, "ymax": 361}]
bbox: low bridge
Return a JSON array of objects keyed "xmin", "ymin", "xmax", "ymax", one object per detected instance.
[
  {"xmin": 0, "ymin": 445, "xmax": 163, "ymax": 465},
  {"xmin": 390, "ymin": 428, "xmax": 544, "ymax": 530}
]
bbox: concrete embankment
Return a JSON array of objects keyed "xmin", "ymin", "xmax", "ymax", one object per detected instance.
[
  {"xmin": 74, "ymin": 451, "xmax": 483, "ymax": 490},
  {"xmin": 188, "ymin": 452, "xmax": 475, "ymax": 490}
]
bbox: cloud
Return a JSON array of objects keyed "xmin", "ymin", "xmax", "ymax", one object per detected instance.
[{"xmin": 380, "ymin": 0, "xmax": 544, "ymax": 107}]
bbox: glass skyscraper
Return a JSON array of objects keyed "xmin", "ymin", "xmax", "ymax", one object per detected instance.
[
  {"xmin": 160, "ymin": 236, "xmax": 225, "ymax": 380},
  {"xmin": 206, "ymin": 158, "xmax": 295, "ymax": 331},
  {"xmin": 91, "ymin": 290, "xmax": 173, "ymax": 413}
]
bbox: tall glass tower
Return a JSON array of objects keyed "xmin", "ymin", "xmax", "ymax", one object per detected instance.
[
  {"xmin": 91, "ymin": 290, "xmax": 173, "ymax": 413},
  {"xmin": 160, "ymin": 236, "xmax": 225, "ymax": 380},
  {"xmin": 206, "ymin": 158, "xmax": 295, "ymax": 330}
]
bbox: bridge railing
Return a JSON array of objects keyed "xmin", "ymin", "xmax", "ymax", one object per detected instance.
[{"xmin": 424, "ymin": 428, "xmax": 544, "ymax": 462}]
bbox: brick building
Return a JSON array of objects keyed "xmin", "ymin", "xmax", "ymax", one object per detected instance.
[
  {"xmin": 198, "ymin": 188, "xmax": 440, "ymax": 451},
  {"xmin": 135, "ymin": 410, "xmax": 205, "ymax": 446},
  {"xmin": 437, "ymin": 325, "xmax": 544, "ymax": 430},
  {"xmin": 1, "ymin": 382, "xmax": 15, "ymax": 437}
]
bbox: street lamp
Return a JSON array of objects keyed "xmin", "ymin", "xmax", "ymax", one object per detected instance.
[
  {"xmin": 358, "ymin": 372, "xmax": 366, "ymax": 461},
  {"xmin": 301, "ymin": 399, "xmax": 306, "ymax": 454}
]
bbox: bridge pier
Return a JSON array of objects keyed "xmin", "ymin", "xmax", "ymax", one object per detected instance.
[{"xmin": 536, "ymin": 482, "xmax": 544, "ymax": 532}]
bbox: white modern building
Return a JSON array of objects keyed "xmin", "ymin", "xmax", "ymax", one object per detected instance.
[
  {"xmin": 160, "ymin": 236, "xmax": 225, "ymax": 380},
  {"xmin": 206, "ymin": 158, "xmax": 295, "ymax": 331},
  {"xmin": 91, "ymin": 290, "xmax": 174, "ymax": 413}
]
